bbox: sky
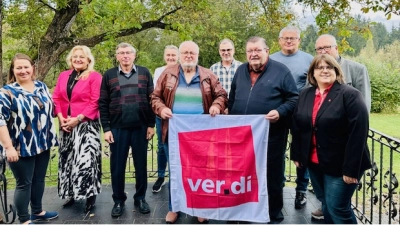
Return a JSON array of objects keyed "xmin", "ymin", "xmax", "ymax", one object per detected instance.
[{"xmin": 293, "ymin": 2, "xmax": 400, "ymax": 31}]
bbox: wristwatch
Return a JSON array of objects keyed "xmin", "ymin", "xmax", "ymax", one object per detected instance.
[{"xmin": 77, "ymin": 114, "xmax": 84, "ymax": 123}]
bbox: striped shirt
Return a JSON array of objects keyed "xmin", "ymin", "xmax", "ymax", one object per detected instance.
[
  {"xmin": 0, "ymin": 81, "xmax": 58, "ymax": 157},
  {"xmin": 210, "ymin": 59, "xmax": 242, "ymax": 94},
  {"xmin": 172, "ymin": 67, "xmax": 203, "ymax": 114}
]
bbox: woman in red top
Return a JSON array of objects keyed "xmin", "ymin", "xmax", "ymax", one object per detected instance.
[
  {"xmin": 53, "ymin": 45, "xmax": 102, "ymax": 213},
  {"xmin": 291, "ymin": 54, "xmax": 371, "ymax": 224}
]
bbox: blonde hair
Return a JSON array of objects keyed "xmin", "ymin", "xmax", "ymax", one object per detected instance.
[
  {"xmin": 8, "ymin": 53, "xmax": 36, "ymax": 84},
  {"xmin": 307, "ymin": 54, "xmax": 345, "ymax": 87},
  {"xmin": 66, "ymin": 45, "xmax": 95, "ymax": 80}
]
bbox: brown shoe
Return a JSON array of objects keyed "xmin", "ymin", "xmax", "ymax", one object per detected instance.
[
  {"xmin": 166, "ymin": 211, "xmax": 178, "ymax": 224},
  {"xmin": 197, "ymin": 217, "xmax": 209, "ymax": 224}
]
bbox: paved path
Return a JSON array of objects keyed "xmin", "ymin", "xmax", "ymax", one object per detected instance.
[{"xmin": 6, "ymin": 183, "xmax": 323, "ymax": 224}]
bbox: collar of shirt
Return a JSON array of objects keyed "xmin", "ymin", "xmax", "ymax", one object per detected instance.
[
  {"xmin": 179, "ymin": 65, "xmax": 199, "ymax": 84},
  {"xmin": 219, "ymin": 59, "xmax": 236, "ymax": 68},
  {"xmin": 315, "ymin": 83, "xmax": 334, "ymax": 96},
  {"xmin": 118, "ymin": 65, "xmax": 137, "ymax": 75},
  {"xmin": 337, "ymin": 56, "xmax": 342, "ymax": 63}
]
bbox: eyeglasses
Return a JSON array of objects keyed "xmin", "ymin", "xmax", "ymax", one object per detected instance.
[
  {"xmin": 246, "ymin": 48, "xmax": 267, "ymax": 54},
  {"xmin": 180, "ymin": 51, "xmax": 198, "ymax": 56},
  {"xmin": 314, "ymin": 65, "xmax": 334, "ymax": 71},
  {"xmin": 116, "ymin": 51, "xmax": 134, "ymax": 55},
  {"xmin": 315, "ymin": 45, "xmax": 335, "ymax": 52},
  {"xmin": 279, "ymin": 37, "xmax": 299, "ymax": 42},
  {"xmin": 220, "ymin": 49, "xmax": 232, "ymax": 52}
]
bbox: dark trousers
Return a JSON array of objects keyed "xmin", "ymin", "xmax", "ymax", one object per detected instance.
[
  {"xmin": 267, "ymin": 134, "xmax": 287, "ymax": 219},
  {"xmin": 8, "ymin": 150, "xmax": 50, "ymax": 223},
  {"xmin": 110, "ymin": 126, "xmax": 148, "ymax": 203}
]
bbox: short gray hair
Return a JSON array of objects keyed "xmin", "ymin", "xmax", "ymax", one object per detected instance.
[
  {"xmin": 316, "ymin": 34, "xmax": 337, "ymax": 46},
  {"xmin": 219, "ymin": 38, "xmax": 235, "ymax": 49},
  {"xmin": 279, "ymin": 26, "xmax": 301, "ymax": 38},
  {"xmin": 164, "ymin": 45, "xmax": 178, "ymax": 53},
  {"xmin": 246, "ymin": 36, "xmax": 269, "ymax": 49},
  {"xmin": 179, "ymin": 41, "xmax": 199, "ymax": 53},
  {"xmin": 116, "ymin": 42, "xmax": 137, "ymax": 54}
]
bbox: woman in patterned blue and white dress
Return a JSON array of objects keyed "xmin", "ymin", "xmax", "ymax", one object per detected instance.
[
  {"xmin": 53, "ymin": 45, "xmax": 102, "ymax": 213},
  {"xmin": 0, "ymin": 53, "xmax": 59, "ymax": 224}
]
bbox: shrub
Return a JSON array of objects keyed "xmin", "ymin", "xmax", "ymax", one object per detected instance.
[{"xmin": 349, "ymin": 40, "xmax": 400, "ymax": 113}]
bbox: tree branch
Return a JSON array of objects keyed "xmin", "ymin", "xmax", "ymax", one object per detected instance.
[
  {"xmin": 38, "ymin": 0, "xmax": 56, "ymax": 11},
  {"xmin": 71, "ymin": 7, "xmax": 182, "ymax": 47},
  {"xmin": 74, "ymin": 20, "xmax": 174, "ymax": 47}
]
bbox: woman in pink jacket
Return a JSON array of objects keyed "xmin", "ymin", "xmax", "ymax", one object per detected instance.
[{"xmin": 53, "ymin": 45, "xmax": 102, "ymax": 213}]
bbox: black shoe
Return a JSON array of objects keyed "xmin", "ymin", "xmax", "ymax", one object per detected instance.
[
  {"xmin": 294, "ymin": 192, "xmax": 307, "ymax": 209},
  {"xmin": 84, "ymin": 196, "xmax": 96, "ymax": 213},
  {"xmin": 62, "ymin": 198, "xmax": 75, "ymax": 207},
  {"xmin": 134, "ymin": 199, "xmax": 150, "ymax": 214},
  {"xmin": 152, "ymin": 177, "xmax": 166, "ymax": 193},
  {"xmin": 111, "ymin": 203, "xmax": 125, "ymax": 217}
]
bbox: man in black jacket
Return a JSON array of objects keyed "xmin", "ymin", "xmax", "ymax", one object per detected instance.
[{"xmin": 228, "ymin": 36, "xmax": 299, "ymax": 223}]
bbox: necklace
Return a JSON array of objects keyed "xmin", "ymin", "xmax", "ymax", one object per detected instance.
[{"xmin": 69, "ymin": 72, "xmax": 81, "ymax": 89}]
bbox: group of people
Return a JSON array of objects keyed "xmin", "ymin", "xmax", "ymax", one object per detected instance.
[{"xmin": 0, "ymin": 25, "xmax": 372, "ymax": 225}]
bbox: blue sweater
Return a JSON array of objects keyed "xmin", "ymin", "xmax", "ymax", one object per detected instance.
[
  {"xmin": 228, "ymin": 58, "xmax": 299, "ymax": 137},
  {"xmin": 270, "ymin": 50, "xmax": 313, "ymax": 91}
]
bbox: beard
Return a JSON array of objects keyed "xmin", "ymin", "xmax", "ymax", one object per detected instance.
[
  {"xmin": 181, "ymin": 61, "xmax": 198, "ymax": 71},
  {"xmin": 249, "ymin": 61, "xmax": 263, "ymax": 71}
]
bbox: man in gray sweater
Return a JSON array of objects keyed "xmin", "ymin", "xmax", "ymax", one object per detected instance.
[{"xmin": 270, "ymin": 26, "xmax": 314, "ymax": 211}]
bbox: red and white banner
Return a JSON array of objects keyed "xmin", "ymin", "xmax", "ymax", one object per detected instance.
[{"xmin": 168, "ymin": 114, "xmax": 270, "ymax": 223}]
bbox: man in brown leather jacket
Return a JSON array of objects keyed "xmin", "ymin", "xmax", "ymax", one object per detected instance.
[{"xmin": 151, "ymin": 40, "xmax": 227, "ymax": 224}]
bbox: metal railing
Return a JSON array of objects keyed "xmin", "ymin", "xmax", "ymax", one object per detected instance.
[
  {"xmin": 2, "ymin": 128, "xmax": 399, "ymax": 224},
  {"xmin": 285, "ymin": 128, "xmax": 400, "ymax": 224}
]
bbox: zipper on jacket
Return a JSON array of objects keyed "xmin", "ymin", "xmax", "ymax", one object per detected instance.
[{"xmin": 244, "ymin": 86, "xmax": 253, "ymax": 114}]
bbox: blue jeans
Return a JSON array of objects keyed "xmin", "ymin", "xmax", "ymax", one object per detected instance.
[
  {"xmin": 156, "ymin": 116, "xmax": 167, "ymax": 178},
  {"xmin": 295, "ymin": 166, "xmax": 310, "ymax": 193},
  {"xmin": 163, "ymin": 142, "xmax": 173, "ymax": 211},
  {"xmin": 308, "ymin": 165, "xmax": 360, "ymax": 224}
]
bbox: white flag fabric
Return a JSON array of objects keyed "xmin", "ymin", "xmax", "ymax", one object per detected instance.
[{"xmin": 168, "ymin": 114, "xmax": 270, "ymax": 223}]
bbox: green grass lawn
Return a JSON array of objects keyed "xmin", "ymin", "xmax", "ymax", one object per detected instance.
[{"xmin": 369, "ymin": 112, "xmax": 400, "ymax": 139}]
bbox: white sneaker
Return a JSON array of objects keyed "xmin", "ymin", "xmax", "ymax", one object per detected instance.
[{"xmin": 311, "ymin": 208, "xmax": 324, "ymax": 220}]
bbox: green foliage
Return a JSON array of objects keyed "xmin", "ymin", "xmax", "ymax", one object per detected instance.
[
  {"xmin": 2, "ymin": 0, "xmax": 400, "ymax": 87},
  {"xmin": 349, "ymin": 40, "xmax": 400, "ymax": 113},
  {"xmin": 301, "ymin": 25, "xmax": 319, "ymax": 55}
]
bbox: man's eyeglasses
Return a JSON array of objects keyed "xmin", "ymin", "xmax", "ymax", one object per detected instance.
[
  {"xmin": 315, "ymin": 45, "xmax": 335, "ymax": 52},
  {"xmin": 180, "ymin": 51, "xmax": 198, "ymax": 56},
  {"xmin": 279, "ymin": 37, "xmax": 299, "ymax": 42},
  {"xmin": 220, "ymin": 49, "xmax": 232, "ymax": 53},
  {"xmin": 314, "ymin": 65, "xmax": 334, "ymax": 71},
  {"xmin": 117, "ymin": 51, "xmax": 134, "ymax": 55},
  {"xmin": 246, "ymin": 48, "xmax": 267, "ymax": 54}
]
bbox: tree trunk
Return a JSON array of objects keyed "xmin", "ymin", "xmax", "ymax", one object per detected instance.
[{"xmin": 33, "ymin": 0, "xmax": 179, "ymax": 81}]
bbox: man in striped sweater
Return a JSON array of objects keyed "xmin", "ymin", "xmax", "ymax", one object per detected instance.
[{"xmin": 99, "ymin": 42, "xmax": 155, "ymax": 217}]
